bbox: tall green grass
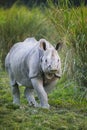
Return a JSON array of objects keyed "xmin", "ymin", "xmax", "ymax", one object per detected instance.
[
  {"xmin": 48, "ymin": 1, "xmax": 87, "ymax": 89},
  {"xmin": 0, "ymin": 5, "xmax": 58, "ymax": 67}
]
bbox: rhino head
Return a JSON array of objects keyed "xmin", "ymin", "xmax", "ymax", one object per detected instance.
[{"xmin": 39, "ymin": 39, "xmax": 62, "ymax": 79}]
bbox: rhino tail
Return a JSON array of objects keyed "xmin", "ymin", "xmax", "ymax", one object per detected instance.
[{"xmin": 5, "ymin": 53, "xmax": 10, "ymax": 72}]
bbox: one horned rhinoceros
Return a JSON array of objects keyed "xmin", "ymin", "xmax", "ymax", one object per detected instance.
[{"xmin": 5, "ymin": 37, "xmax": 62, "ymax": 109}]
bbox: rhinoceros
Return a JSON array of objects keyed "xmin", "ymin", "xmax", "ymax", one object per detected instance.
[{"xmin": 5, "ymin": 37, "xmax": 62, "ymax": 109}]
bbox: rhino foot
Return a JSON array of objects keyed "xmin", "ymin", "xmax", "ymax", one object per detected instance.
[
  {"xmin": 29, "ymin": 101, "xmax": 39, "ymax": 108},
  {"xmin": 41, "ymin": 104, "xmax": 50, "ymax": 109},
  {"xmin": 29, "ymin": 102, "xmax": 50, "ymax": 109},
  {"xmin": 13, "ymin": 98, "xmax": 20, "ymax": 105}
]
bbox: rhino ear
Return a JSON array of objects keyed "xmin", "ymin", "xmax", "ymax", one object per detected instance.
[
  {"xmin": 55, "ymin": 42, "xmax": 63, "ymax": 51},
  {"xmin": 39, "ymin": 39, "xmax": 46, "ymax": 51}
]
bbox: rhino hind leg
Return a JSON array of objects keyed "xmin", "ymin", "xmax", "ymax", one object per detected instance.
[
  {"xmin": 9, "ymin": 71, "xmax": 20, "ymax": 105},
  {"xmin": 24, "ymin": 87, "xmax": 39, "ymax": 107},
  {"xmin": 11, "ymin": 82, "xmax": 20, "ymax": 105}
]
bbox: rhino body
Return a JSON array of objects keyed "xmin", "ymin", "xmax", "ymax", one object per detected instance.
[{"xmin": 5, "ymin": 37, "xmax": 62, "ymax": 108}]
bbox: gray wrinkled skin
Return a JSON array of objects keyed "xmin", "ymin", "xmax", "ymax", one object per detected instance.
[{"xmin": 5, "ymin": 37, "xmax": 62, "ymax": 109}]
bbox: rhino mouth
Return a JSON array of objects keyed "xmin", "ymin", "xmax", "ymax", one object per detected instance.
[
  {"xmin": 45, "ymin": 73, "xmax": 54, "ymax": 79},
  {"xmin": 45, "ymin": 70, "xmax": 61, "ymax": 80},
  {"xmin": 45, "ymin": 70, "xmax": 57, "ymax": 79}
]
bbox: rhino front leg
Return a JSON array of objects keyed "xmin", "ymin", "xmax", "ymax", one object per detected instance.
[
  {"xmin": 31, "ymin": 78, "xmax": 50, "ymax": 109},
  {"xmin": 24, "ymin": 87, "xmax": 39, "ymax": 107}
]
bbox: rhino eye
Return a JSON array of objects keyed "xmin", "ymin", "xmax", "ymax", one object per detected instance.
[{"xmin": 45, "ymin": 59, "xmax": 47, "ymax": 63}]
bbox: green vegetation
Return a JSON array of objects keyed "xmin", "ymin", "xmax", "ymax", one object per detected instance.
[
  {"xmin": 0, "ymin": 1, "xmax": 87, "ymax": 129},
  {"xmin": 0, "ymin": 71, "xmax": 87, "ymax": 130}
]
